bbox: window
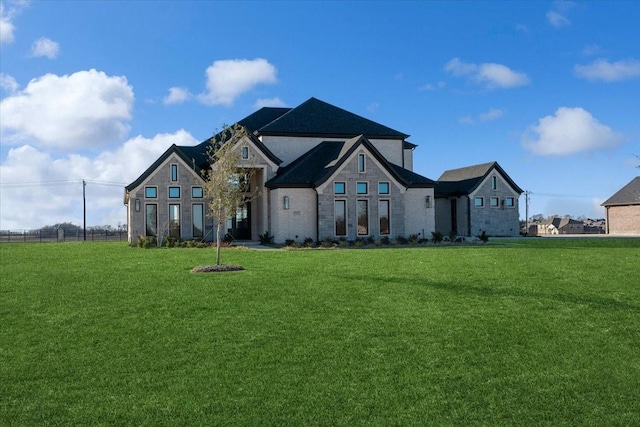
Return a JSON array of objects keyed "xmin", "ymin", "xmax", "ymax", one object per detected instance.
[
  {"xmin": 474, "ymin": 197, "xmax": 484, "ymax": 207},
  {"xmin": 334, "ymin": 182, "xmax": 345, "ymax": 195},
  {"xmin": 356, "ymin": 182, "xmax": 368, "ymax": 195},
  {"xmin": 145, "ymin": 204, "xmax": 157, "ymax": 237},
  {"xmin": 357, "ymin": 200, "xmax": 369, "ymax": 235},
  {"xmin": 171, "ymin": 164, "xmax": 178, "ymax": 182},
  {"xmin": 241, "ymin": 147, "xmax": 249, "ymax": 160},
  {"xmin": 169, "ymin": 187, "xmax": 180, "ymax": 198},
  {"xmin": 379, "ymin": 200, "xmax": 390, "ymax": 235},
  {"xmin": 192, "ymin": 187, "xmax": 203, "ymax": 198},
  {"xmin": 491, "ymin": 176, "xmax": 497, "ymax": 190},
  {"xmin": 506, "ymin": 197, "xmax": 515, "ymax": 208},
  {"xmin": 490, "ymin": 197, "xmax": 499, "ymax": 207},
  {"xmin": 169, "ymin": 204, "xmax": 180, "ymax": 238},
  {"xmin": 192, "ymin": 204, "xmax": 204, "ymax": 238},
  {"xmin": 358, "ymin": 153, "xmax": 365, "ymax": 173},
  {"xmin": 145, "ymin": 187, "xmax": 157, "ymax": 198},
  {"xmin": 378, "ymin": 182, "xmax": 389, "ymax": 195},
  {"xmin": 335, "ymin": 200, "xmax": 346, "ymax": 236}
]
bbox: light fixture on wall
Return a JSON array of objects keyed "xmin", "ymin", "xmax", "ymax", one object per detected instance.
[
  {"xmin": 283, "ymin": 196, "xmax": 290, "ymax": 210},
  {"xmin": 135, "ymin": 199, "xmax": 140, "ymax": 212},
  {"xmin": 425, "ymin": 196, "xmax": 431, "ymax": 208}
]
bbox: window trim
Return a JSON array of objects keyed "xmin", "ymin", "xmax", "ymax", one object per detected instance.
[
  {"xmin": 168, "ymin": 186, "xmax": 181, "ymax": 199},
  {"xmin": 191, "ymin": 186, "xmax": 203, "ymax": 199},
  {"xmin": 192, "ymin": 203, "xmax": 204, "ymax": 239},
  {"xmin": 358, "ymin": 153, "xmax": 365, "ymax": 173},
  {"xmin": 171, "ymin": 164, "xmax": 178, "ymax": 182},
  {"xmin": 334, "ymin": 200, "xmax": 347, "ymax": 237},
  {"xmin": 357, "ymin": 199, "xmax": 369, "ymax": 236},
  {"xmin": 378, "ymin": 181, "xmax": 390, "ymax": 195},
  {"xmin": 334, "ymin": 182, "xmax": 346, "ymax": 195},
  {"xmin": 379, "ymin": 199, "xmax": 390, "ymax": 236},
  {"xmin": 356, "ymin": 181, "xmax": 368, "ymax": 195},
  {"xmin": 144, "ymin": 186, "xmax": 157, "ymax": 199},
  {"xmin": 474, "ymin": 196, "xmax": 484, "ymax": 208}
]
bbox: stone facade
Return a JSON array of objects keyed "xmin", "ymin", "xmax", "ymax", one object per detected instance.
[{"xmin": 468, "ymin": 174, "xmax": 520, "ymax": 236}]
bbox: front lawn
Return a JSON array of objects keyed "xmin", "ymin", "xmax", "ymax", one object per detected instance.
[{"xmin": 1, "ymin": 239, "xmax": 639, "ymax": 425}]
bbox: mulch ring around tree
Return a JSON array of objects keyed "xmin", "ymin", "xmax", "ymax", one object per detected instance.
[{"xmin": 190, "ymin": 265, "xmax": 245, "ymax": 273}]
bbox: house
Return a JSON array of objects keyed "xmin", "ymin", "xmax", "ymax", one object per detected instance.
[
  {"xmin": 434, "ymin": 162, "xmax": 523, "ymax": 237},
  {"xmin": 601, "ymin": 176, "xmax": 640, "ymax": 235},
  {"xmin": 528, "ymin": 217, "xmax": 584, "ymax": 235},
  {"xmin": 124, "ymin": 97, "xmax": 437, "ymax": 244}
]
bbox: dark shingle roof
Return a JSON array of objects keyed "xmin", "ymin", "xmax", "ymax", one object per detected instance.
[
  {"xmin": 602, "ymin": 176, "xmax": 640, "ymax": 206},
  {"xmin": 238, "ymin": 107, "xmax": 292, "ymax": 133},
  {"xmin": 266, "ymin": 135, "xmax": 434, "ymax": 189},
  {"xmin": 435, "ymin": 161, "xmax": 523, "ymax": 197},
  {"xmin": 258, "ymin": 97, "xmax": 409, "ymax": 139}
]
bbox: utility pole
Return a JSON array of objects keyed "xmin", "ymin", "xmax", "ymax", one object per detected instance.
[
  {"xmin": 525, "ymin": 190, "xmax": 530, "ymax": 235},
  {"xmin": 83, "ymin": 179, "xmax": 87, "ymax": 241}
]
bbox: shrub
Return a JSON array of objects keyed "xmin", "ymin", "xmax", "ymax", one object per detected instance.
[
  {"xmin": 223, "ymin": 233, "xmax": 233, "ymax": 243},
  {"xmin": 396, "ymin": 235, "xmax": 408, "ymax": 245},
  {"xmin": 380, "ymin": 236, "xmax": 391, "ymax": 245},
  {"xmin": 258, "ymin": 231, "xmax": 274, "ymax": 245},
  {"xmin": 409, "ymin": 234, "xmax": 420, "ymax": 244},
  {"xmin": 478, "ymin": 230, "xmax": 489, "ymax": 243},
  {"xmin": 284, "ymin": 239, "xmax": 295, "ymax": 247},
  {"xmin": 320, "ymin": 237, "xmax": 336, "ymax": 248},
  {"xmin": 137, "ymin": 235, "xmax": 157, "ymax": 248},
  {"xmin": 431, "ymin": 231, "xmax": 444, "ymax": 244},
  {"xmin": 303, "ymin": 237, "xmax": 315, "ymax": 247}
]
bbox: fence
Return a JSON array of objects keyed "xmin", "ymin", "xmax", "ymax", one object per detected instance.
[{"xmin": 0, "ymin": 229, "xmax": 127, "ymax": 243}]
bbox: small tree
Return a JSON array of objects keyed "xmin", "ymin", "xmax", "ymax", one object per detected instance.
[{"xmin": 203, "ymin": 123, "xmax": 254, "ymax": 265}]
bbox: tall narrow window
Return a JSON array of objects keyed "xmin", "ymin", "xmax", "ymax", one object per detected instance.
[
  {"xmin": 379, "ymin": 200, "xmax": 390, "ymax": 235},
  {"xmin": 491, "ymin": 176, "xmax": 497, "ymax": 190},
  {"xmin": 357, "ymin": 200, "xmax": 368, "ymax": 235},
  {"xmin": 358, "ymin": 153, "xmax": 365, "ymax": 173},
  {"xmin": 145, "ymin": 204, "xmax": 157, "ymax": 237},
  {"xmin": 241, "ymin": 147, "xmax": 249, "ymax": 160},
  {"xmin": 169, "ymin": 204, "xmax": 180, "ymax": 238},
  {"xmin": 192, "ymin": 203, "xmax": 204, "ymax": 238},
  {"xmin": 171, "ymin": 164, "xmax": 178, "ymax": 182},
  {"xmin": 335, "ymin": 200, "xmax": 346, "ymax": 236}
]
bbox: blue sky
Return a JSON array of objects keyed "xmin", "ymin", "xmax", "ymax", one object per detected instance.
[{"xmin": 1, "ymin": 0, "xmax": 639, "ymax": 230}]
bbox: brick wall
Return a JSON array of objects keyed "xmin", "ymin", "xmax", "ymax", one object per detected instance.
[{"xmin": 607, "ymin": 205, "xmax": 640, "ymax": 235}]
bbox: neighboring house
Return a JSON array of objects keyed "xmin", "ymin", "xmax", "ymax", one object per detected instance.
[
  {"xmin": 434, "ymin": 162, "xmax": 523, "ymax": 237},
  {"xmin": 124, "ymin": 97, "xmax": 436, "ymax": 244},
  {"xmin": 602, "ymin": 176, "xmax": 640, "ymax": 235},
  {"xmin": 528, "ymin": 217, "xmax": 584, "ymax": 235}
]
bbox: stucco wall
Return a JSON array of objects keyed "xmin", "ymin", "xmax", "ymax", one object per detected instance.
[{"xmin": 607, "ymin": 205, "xmax": 640, "ymax": 235}]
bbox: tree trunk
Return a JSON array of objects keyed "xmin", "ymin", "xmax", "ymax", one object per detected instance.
[{"xmin": 216, "ymin": 218, "xmax": 222, "ymax": 265}]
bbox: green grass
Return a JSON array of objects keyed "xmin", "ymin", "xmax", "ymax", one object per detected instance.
[{"xmin": 1, "ymin": 239, "xmax": 639, "ymax": 426}]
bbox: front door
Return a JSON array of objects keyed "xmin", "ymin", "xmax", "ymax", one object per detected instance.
[{"xmin": 229, "ymin": 202, "xmax": 251, "ymax": 240}]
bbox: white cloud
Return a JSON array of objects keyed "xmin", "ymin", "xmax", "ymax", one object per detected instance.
[
  {"xmin": 522, "ymin": 107, "xmax": 623, "ymax": 156},
  {"xmin": 0, "ymin": 72, "xmax": 18, "ymax": 93},
  {"xmin": 163, "ymin": 86, "xmax": 191, "ymax": 105},
  {"xmin": 0, "ymin": 130, "xmax": 199, "ymax": 230},
  {"xmin": 198, "ymin": 58, "xmax": 277, "ymax": 106},
  {"xmin": 459, "ymin": 108, "xmax": 505, "ymax": 125},
  {"xmin": 574, "ymin": 58, "xmax": 640, "ymax": 82},
  {"xmin": 0, "ymin": 69, "xmax": 134, "ymax": 150},
  {"xmin": 0, "ymin": 0, "xmax": 28, "ymax": 45},
  {"xmin": 253, "ymin": 97, "xmax": 285, "ymax": 110},
  {"xmin": 546, "ymin": 10, "xmax": 570, "ymax": 28},
  {"xmin": 445, "ymin": 58, "xmax": 530, "ymax": 89},
  {"xmin": 419, "ymin": 81, "xmax": 445, "ymax": 91},
  {"xmin": 30, "ymin": 37, "xmax": 59, "ymax": 59}
]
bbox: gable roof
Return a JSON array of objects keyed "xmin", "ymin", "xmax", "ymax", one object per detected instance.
[
  {"xmin": 602, "ymin": 176, "xmax": 640, "ymax": 206},
  {"xmin": 265, "ymin": 135, "xmax": 434, "ymax": 189},
  {"xmin": 257, "ymin": 97, "xmax": 409, "ymax": 139},
  {"xmin": 435, "ymin": 161, "xmax": 523, "ymax": 197}
]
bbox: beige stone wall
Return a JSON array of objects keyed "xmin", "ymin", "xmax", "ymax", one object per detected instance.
[
  {"xmin": 270, "ymin": 188, "xmax": 317, "ymax": 243},
  {"xmin": 404, "ymin": 188, "xmax": 436, "ymax": 239},
  {"xmin": 607, "ymin": 205, "xmax": 640, "ymax": 235},
  {"xmin": 468, "ymin": 173, "xmax": 520, "ymax": 237}
]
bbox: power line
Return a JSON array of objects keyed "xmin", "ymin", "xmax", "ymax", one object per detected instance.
[{"xmin": 0, "ymin": 179, "xmax": 127, "ymax": 188}]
